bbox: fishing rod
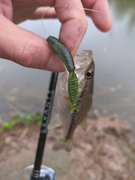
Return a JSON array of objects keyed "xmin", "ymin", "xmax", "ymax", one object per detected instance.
[
  {"xmin": 28, "ymin": 21, "xmax": 64, "ymax": 180},
  {"xmin": 17, "ymin": 73, "xmax": 59, "ymax": 180},
  {"xmin": 30, "ymin": 72, "xmax": 58, "ymax": 180}
]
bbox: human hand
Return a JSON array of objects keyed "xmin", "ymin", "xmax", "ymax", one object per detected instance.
[{"xmin": 0, "ymin": 0, "xmax": 112, "ymax": 71}]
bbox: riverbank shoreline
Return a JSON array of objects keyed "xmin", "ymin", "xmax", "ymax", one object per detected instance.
[{"xmin": 0, "ymin": 116, "xmax": 135, "ymax": 180}]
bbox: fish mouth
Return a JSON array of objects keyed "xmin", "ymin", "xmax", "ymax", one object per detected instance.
[
  {"xmin": 61, "ymin": 50, "xmax": 93, "ymax": 86},
  {"xmin": 74, "ymin": 50, "xmax": 93, "ymax": 71},
  {"xmin": 59, "ymin": 50, "xmax": 94, "ymax": 97}
]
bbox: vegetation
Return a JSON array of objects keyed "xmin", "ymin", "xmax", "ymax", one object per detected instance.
[{"xmin": 0, "ymin": 112, "xmax": 42, "ymax": 133}]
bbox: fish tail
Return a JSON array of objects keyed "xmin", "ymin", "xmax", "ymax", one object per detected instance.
[{"xmin": 53, "ymin": 137, "xmax": 73, "ymax": 152}]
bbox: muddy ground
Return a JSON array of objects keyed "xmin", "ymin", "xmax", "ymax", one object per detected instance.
[{"xmin": 1, "ymin": 116, "xmax": 135, "ymax": 180}]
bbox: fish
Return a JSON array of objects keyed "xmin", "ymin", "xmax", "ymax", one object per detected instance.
[{"xmin": 53, "ymin": 50, "xmax": 95, "ymax": 151}]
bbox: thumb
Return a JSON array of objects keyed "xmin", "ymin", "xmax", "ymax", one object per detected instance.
[{"xmin": 0, "ymin": 15, "xmax": 64, "ymax": 72}]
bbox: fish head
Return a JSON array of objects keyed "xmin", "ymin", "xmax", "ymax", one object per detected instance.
[
  {"xmin": 58, "ymin": 50, "xmax": 94, "ymax": 104},
  {"xmin": 75, "ymin": 50, "xmax": 95, "ymax": 96}
]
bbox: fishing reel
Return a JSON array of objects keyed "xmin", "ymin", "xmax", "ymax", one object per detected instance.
[
  {"xmin": 17, "ymin": 165, "xmax": 56, "ymax": 180},
  {"xmin": 30, "ymin": 167, "xmax": 56, "ymax": 180}
]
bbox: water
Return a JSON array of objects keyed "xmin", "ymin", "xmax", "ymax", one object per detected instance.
[{"xmin": 0, "ymin": 1, "xmax": 135, "ymax": 129}]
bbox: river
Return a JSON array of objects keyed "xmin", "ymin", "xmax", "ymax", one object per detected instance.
[{"xmin": 0, "ymin": 1, "xmax": 135, "ymax": 130}]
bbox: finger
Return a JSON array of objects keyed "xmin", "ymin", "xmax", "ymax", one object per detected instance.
[
  {"xmin": 54, "ymin": 0, "xmax": 88, "ymax": 56},
  {"xmin": 0, "ymin": 15, "xmax": 65, "ymax": 72},
  {"xmin": 31, "ymin": 7, "xmax": 57, "ymax": 20},
  {"xmin": 37, "ymin": 0, "xmax": 54, "ymax": 7},
  {"xmin": 81, "ymin": 0, "xmax": 112, "ymax": 32},
  {"xmin": 38, "ymin": 0, "xmax": 111, "ymax": 32}
]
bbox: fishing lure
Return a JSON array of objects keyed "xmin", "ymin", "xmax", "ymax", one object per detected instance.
[{"xmin": 46, "ymin": 36, "xmax": 78, "ymax": 113}]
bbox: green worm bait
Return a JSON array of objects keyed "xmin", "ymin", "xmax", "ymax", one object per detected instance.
[{"xmin": 46, "ymin": 36, "xmax": 78, "ymax": 113}]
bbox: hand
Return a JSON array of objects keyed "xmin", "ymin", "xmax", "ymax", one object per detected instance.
[{"xmin": 0, "ymin": 0, "xmax": 112, "ymax": 71}]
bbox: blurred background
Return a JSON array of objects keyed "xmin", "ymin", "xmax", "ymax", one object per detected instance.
[
  {"xmin": 1, "ymin": 0, "xmax": 135, "ymax": 179},
  {"xmin": 1, "ymin": 0, "xmax": 135, "ymax": 130}
]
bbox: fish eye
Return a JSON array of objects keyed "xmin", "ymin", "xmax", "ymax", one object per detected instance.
[{"xmin": 86, "ymin": 69, "xmax": 93, "ymax": 78}]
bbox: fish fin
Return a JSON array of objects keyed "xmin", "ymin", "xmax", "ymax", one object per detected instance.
[
  {"xmin": 48, "ymin": 114, "xmax": 61, "ymax": 130},
  {"xmin": 80, "ymin": 118, "xmax": 87, "ymax": 131},
  {"xmin": 53, "ymin": 137, "xmax": 73, "ymax": 152}
]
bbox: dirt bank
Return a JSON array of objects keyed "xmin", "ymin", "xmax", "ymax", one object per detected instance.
[{"xmin": 0, "ymin": 116, "xmax": 135, "ymax": 180}]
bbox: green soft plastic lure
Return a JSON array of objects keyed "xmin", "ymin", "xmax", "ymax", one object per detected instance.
[{"xmin": 46, "ymin": 36, "xmax": 78, "ymax": 113}]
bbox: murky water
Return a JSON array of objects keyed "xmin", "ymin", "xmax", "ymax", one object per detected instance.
[{"xmin": 0, "ymin": 1, "xmax": 135, "ymax": 129}]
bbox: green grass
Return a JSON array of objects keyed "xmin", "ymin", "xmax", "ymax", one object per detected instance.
[{"xmin": 0, "ymin": 112, "xmax": 42, "ymax": 133}]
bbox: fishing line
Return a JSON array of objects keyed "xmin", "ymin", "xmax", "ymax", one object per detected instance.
[
  {"xmin": 41, "ymin": 5, "xmax": 110, "ymax": 52},
  {"xmin": 41, "ymin": 7, "xmax": 53, "ymax": 36},
  {"xmin": 41, "ymin": 5, "xmax": 102, "ymax": 37}
]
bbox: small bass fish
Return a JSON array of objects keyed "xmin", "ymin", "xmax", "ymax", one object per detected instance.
[{"xmin": 53, "ymin": 50, "xmax": 95, "ymax": 151}]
